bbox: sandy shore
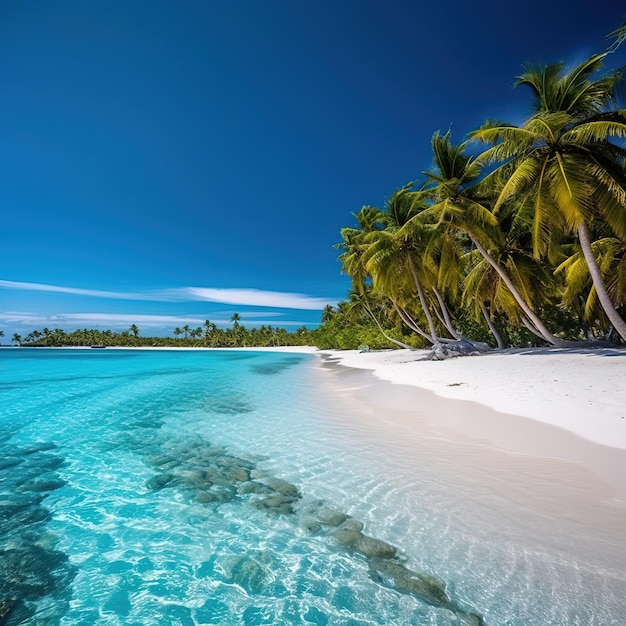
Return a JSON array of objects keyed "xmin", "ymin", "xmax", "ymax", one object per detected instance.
[
  {"xmin": 39, "ymin": 344, "xmax": 626, "ymax": 449},
  {"xmin": 321, "ymin": 347, "xmax": 626, "ymax": 451}
]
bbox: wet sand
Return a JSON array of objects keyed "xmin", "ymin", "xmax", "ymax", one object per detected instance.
[{"xmin": 311, "ymin": 355, "xmax": 626, "ymax": 607}]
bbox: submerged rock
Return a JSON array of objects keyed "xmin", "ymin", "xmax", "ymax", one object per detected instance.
[
  {"xmin": 300, "ymin": 516, "xmax": 322, "ymax": 534},
  {"xmin": 333, "ymin": 530, "xmax": 396, "ymax": 559},
  {"xmin": 333, "ymin": 529, "xmax": 362, "ymax": 549},
  {"xmin": 195, "ymin": 491, "xmax": 218, "ymax": 504},
  {"xmin": 145, "ymin": 473, "xmax": 176, "ymax": 491},
  {"xmin": 315, "ymin": 507, "xmax": 348, "ymax": 526},
  {"xmin": 17, "ymin": 477, "xmax": 66, "ymax": 494},
  {"xmin": 218, "ymin": 555, "xmax": 269, "ymax": 594},
  {"xmin": 260, "ymin": 478, "xmax": 300, "ymax": 498},
  {"xmin": 148, "ymin": 454, "xmax": 179, "ymax": 470},
  {"xmin": 368, "ymin": 558, "xmax": 449, "ymax": 606},
  {"xmin": 339, "ymin": 518, "xmax": 364, "ymax": 533},
  {"xmin": 237, "ymin": 481, "xmax": 273, "ymax": 496},
  {"xmin": 253, "ymin": 493, "xmax": 298, "ymax": 515},
  {"xmin": 357, "ymin": 535, "xmax": 397, "ymax": 559},
  {"xmin": 223, "ymin": 467, "xmax": 250, "ymax": 483}
]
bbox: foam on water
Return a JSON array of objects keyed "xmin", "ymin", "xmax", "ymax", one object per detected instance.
[{"xmin": 1, "ymin": 348, "xmax": 624, "ymax": 625}]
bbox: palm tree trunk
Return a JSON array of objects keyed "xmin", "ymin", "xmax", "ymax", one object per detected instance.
[
  {"xmin": 520, "ymin": 314, "xmax": 550, "ymax": 341},
  {"xmin": 480, "ymin": 301, "xmax": 505, "ymax": 349},
  {"xmin": 406, "ymin": 254, "xmax": 440, "ymax": 346},
  {"xmin": 362, "ymin": 300, "xmax": 415, "ymax": 350},
  {"xmin": 469, "ymin": 235, "xmax": 568, "ymax": 347},
  {"xmin": 391, "ymin": 299, "xmax": 434, "ymax": 343},
  {"xmin": 578, "ymin": 222, "xmax": 626, "ymax": 342},
  {"xmin": 432, "ymin": 287, "xmax": 461, "ymax": 339}
]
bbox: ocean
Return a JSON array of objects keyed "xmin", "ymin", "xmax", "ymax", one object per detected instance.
[{"xmin": 1, "ymin": 348, "xmax": 624, "ymax": 625}]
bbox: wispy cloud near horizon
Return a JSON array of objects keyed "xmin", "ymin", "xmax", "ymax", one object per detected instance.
[
  {"xmin": 0, "ymin": 311, "xmax": 311, "ymax": 329},
  {"xmin": 0, "ymin": 280, "xmax": 336, "ymax": 310},
  {"xmin": 0, "ymin": 280, "xmax": 156, "ymax": 301}
]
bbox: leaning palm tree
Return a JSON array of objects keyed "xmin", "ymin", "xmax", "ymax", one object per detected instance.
[
  {"xmin": 472, "ymin": 52, "xmax": 626, "ymax": 341},
  {"xmin": 363, "ymin": 186, "xmax": 444, "ymax": 347},
  {"xmin": 556, "ymin": 233, "xmax": 626, "ymax": 335},
  {"xmin": 420, "ymin": 131, "xmax": 567, "ymax": 346}
]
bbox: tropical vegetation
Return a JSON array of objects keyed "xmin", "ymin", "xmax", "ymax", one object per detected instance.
[
  {"xmin": 6, "ymin": 317, "xmax": 313, "ymax": 348},
  {"xmin": 316, "ymin": 25, "xmax": 626, "ymax": 353}
]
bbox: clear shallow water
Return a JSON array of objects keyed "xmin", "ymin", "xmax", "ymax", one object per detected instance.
[{"xmin": 1, "ymin": 349, "xmax": 624, "ymax": 625}]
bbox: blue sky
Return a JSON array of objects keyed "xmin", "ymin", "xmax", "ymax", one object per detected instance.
[{"xmin": 1, "ymin": 1, "xmax": 624, "ymax": 339}]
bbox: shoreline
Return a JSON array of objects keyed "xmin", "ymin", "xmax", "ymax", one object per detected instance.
[
  {"xmin": 11, "ymin": 344, "xmax": 626, "ymax": 450},
  {"xmin": 321, "ymin": 347, "xmax": 626, "ymax": 451}
]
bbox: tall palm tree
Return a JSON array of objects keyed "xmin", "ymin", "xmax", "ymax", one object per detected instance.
[
  {"xmin": 129, "ymin": 324, "xmax": 139, "ymax": 338},
  {"xmin": 363, "ymin": 186, "xmax": 443, "ymax": 347},
  {"xmin": 421, "ymin": 131, "xmax": 567, "ymax": 346},
  {"xmin": 557, "ymin": 234, "xmax": 626, "ymax": 332},
  {"xmin": 472, "ymin": 52, "xmax": 626, "ymax": 341},
  {"xmin": 12, "ymin": 333, "xmax": 21, "ymax": 346}
]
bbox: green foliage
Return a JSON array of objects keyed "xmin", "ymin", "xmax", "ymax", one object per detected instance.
[{"xmin": 329, "ymin": 25, "xmax": 626, "ymax": 348}]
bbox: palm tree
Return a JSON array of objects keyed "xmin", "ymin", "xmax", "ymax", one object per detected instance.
[
  {"xmin": 182, "ymin": 324, "xmax": 190, "ymax": 340},
  {"xmin": 557, "ymin": 233, "xmax": 626, "ymax": 335},
  {"xmin": 129, "ymin": 324, "xmax": 139, "ymax": 338},
  {"xmin": 173, "ymin": 327, "xmax": 183, "ymax": 340},
  {"xmin": 321, "ymin": 305, "xmax": 335, "ymax": 323},
  {"xmin": 12, "ymin": 333, "xmax": 21, "ymax": 346},
  {"xmin": 471, "ymin": 53, "xmax": 626, "ymax": 341},
  {"xmin": 363, "ymin": 186, "xmax": 444, "ymax": 347},
  {"xmin": 337, "ymin": 206, "xmax": 420, "ymax": 347},
  {"xmin": 421, "ymin": 131, "xmax": 567, "ymax": 346},
  {"xmin": 203, "ymin": 320, "xmax": 217, "ymax": 345}
]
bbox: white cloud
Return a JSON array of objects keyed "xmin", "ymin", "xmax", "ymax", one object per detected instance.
[
  {"xmin": 0, "ymin": 311, "xmax": 310, "ymax": 329},
  {"xmin": 0, "ymin": 280, "xmax": 155, "ymax": 301},
  {"xmin": 182, "ymin": 287, "xmax": 332, "ymax": 310},
  {"xmin": 0, "ymin": 279, "xmax": 337, "ymax": 310}
]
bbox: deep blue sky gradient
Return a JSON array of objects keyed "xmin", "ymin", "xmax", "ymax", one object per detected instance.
[{"xmin": 1, "ymin": 1, "xmax": 625, "ymax": 337}]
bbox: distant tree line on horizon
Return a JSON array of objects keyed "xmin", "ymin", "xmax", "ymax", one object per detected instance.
[
  {"xmin": 4, "ymin": 315, "xmax": 315, "ymax": 348},
  {"xmin": 313, "ymin": 24, "xmax": 626, "ymax": 353}
]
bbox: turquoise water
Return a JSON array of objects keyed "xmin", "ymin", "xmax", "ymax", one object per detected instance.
[{"xmin": 1, "ymin": 349, "xmax": 624, "ymax": 625}]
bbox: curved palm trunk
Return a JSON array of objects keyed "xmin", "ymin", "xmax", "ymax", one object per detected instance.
[
  {"xmin": 480, "ymin": 301, "xmax": 505, "ymax": 349},
  {"xmin": 521, "ymin": 314, "xmax": 551, "ymax": 341},
  {"xmin": 406, "ymin": 254, "xmax": 441, "ymax": 346},
  {"xmin": 578, "ymin": 222, "xmax": 626, "ymax": 342},
  {"xmin": 432, "ymin": 287, "xmax": 461, "ymax": 339},
  {"xmin": 391, "ymin": 299, "xmax": 434, "ymax": 343},
  {"xmin": 362, "ymin": 299, "xmax": 415, "ymax": 350},
  {"xmin": 469, "ymin": 235, "xmax": 568, "ymax": 347}
]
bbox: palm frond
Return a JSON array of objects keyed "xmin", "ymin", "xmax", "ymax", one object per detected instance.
[
  {"xmin": 492, "ymin": 156, "xmax": 541, "ymax": 211},
  {"xmin": 562, "ymin": 120, "xmax": 626, "ymax": 143}
]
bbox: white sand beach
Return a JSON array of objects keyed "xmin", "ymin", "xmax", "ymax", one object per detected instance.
[
  {"xmin": 321, "ymin": 347, "xmax": 626, "ymax": 450},
  {"xmin": 117, "ymin": 344, "xmax": 626, "ymax": 448}
]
